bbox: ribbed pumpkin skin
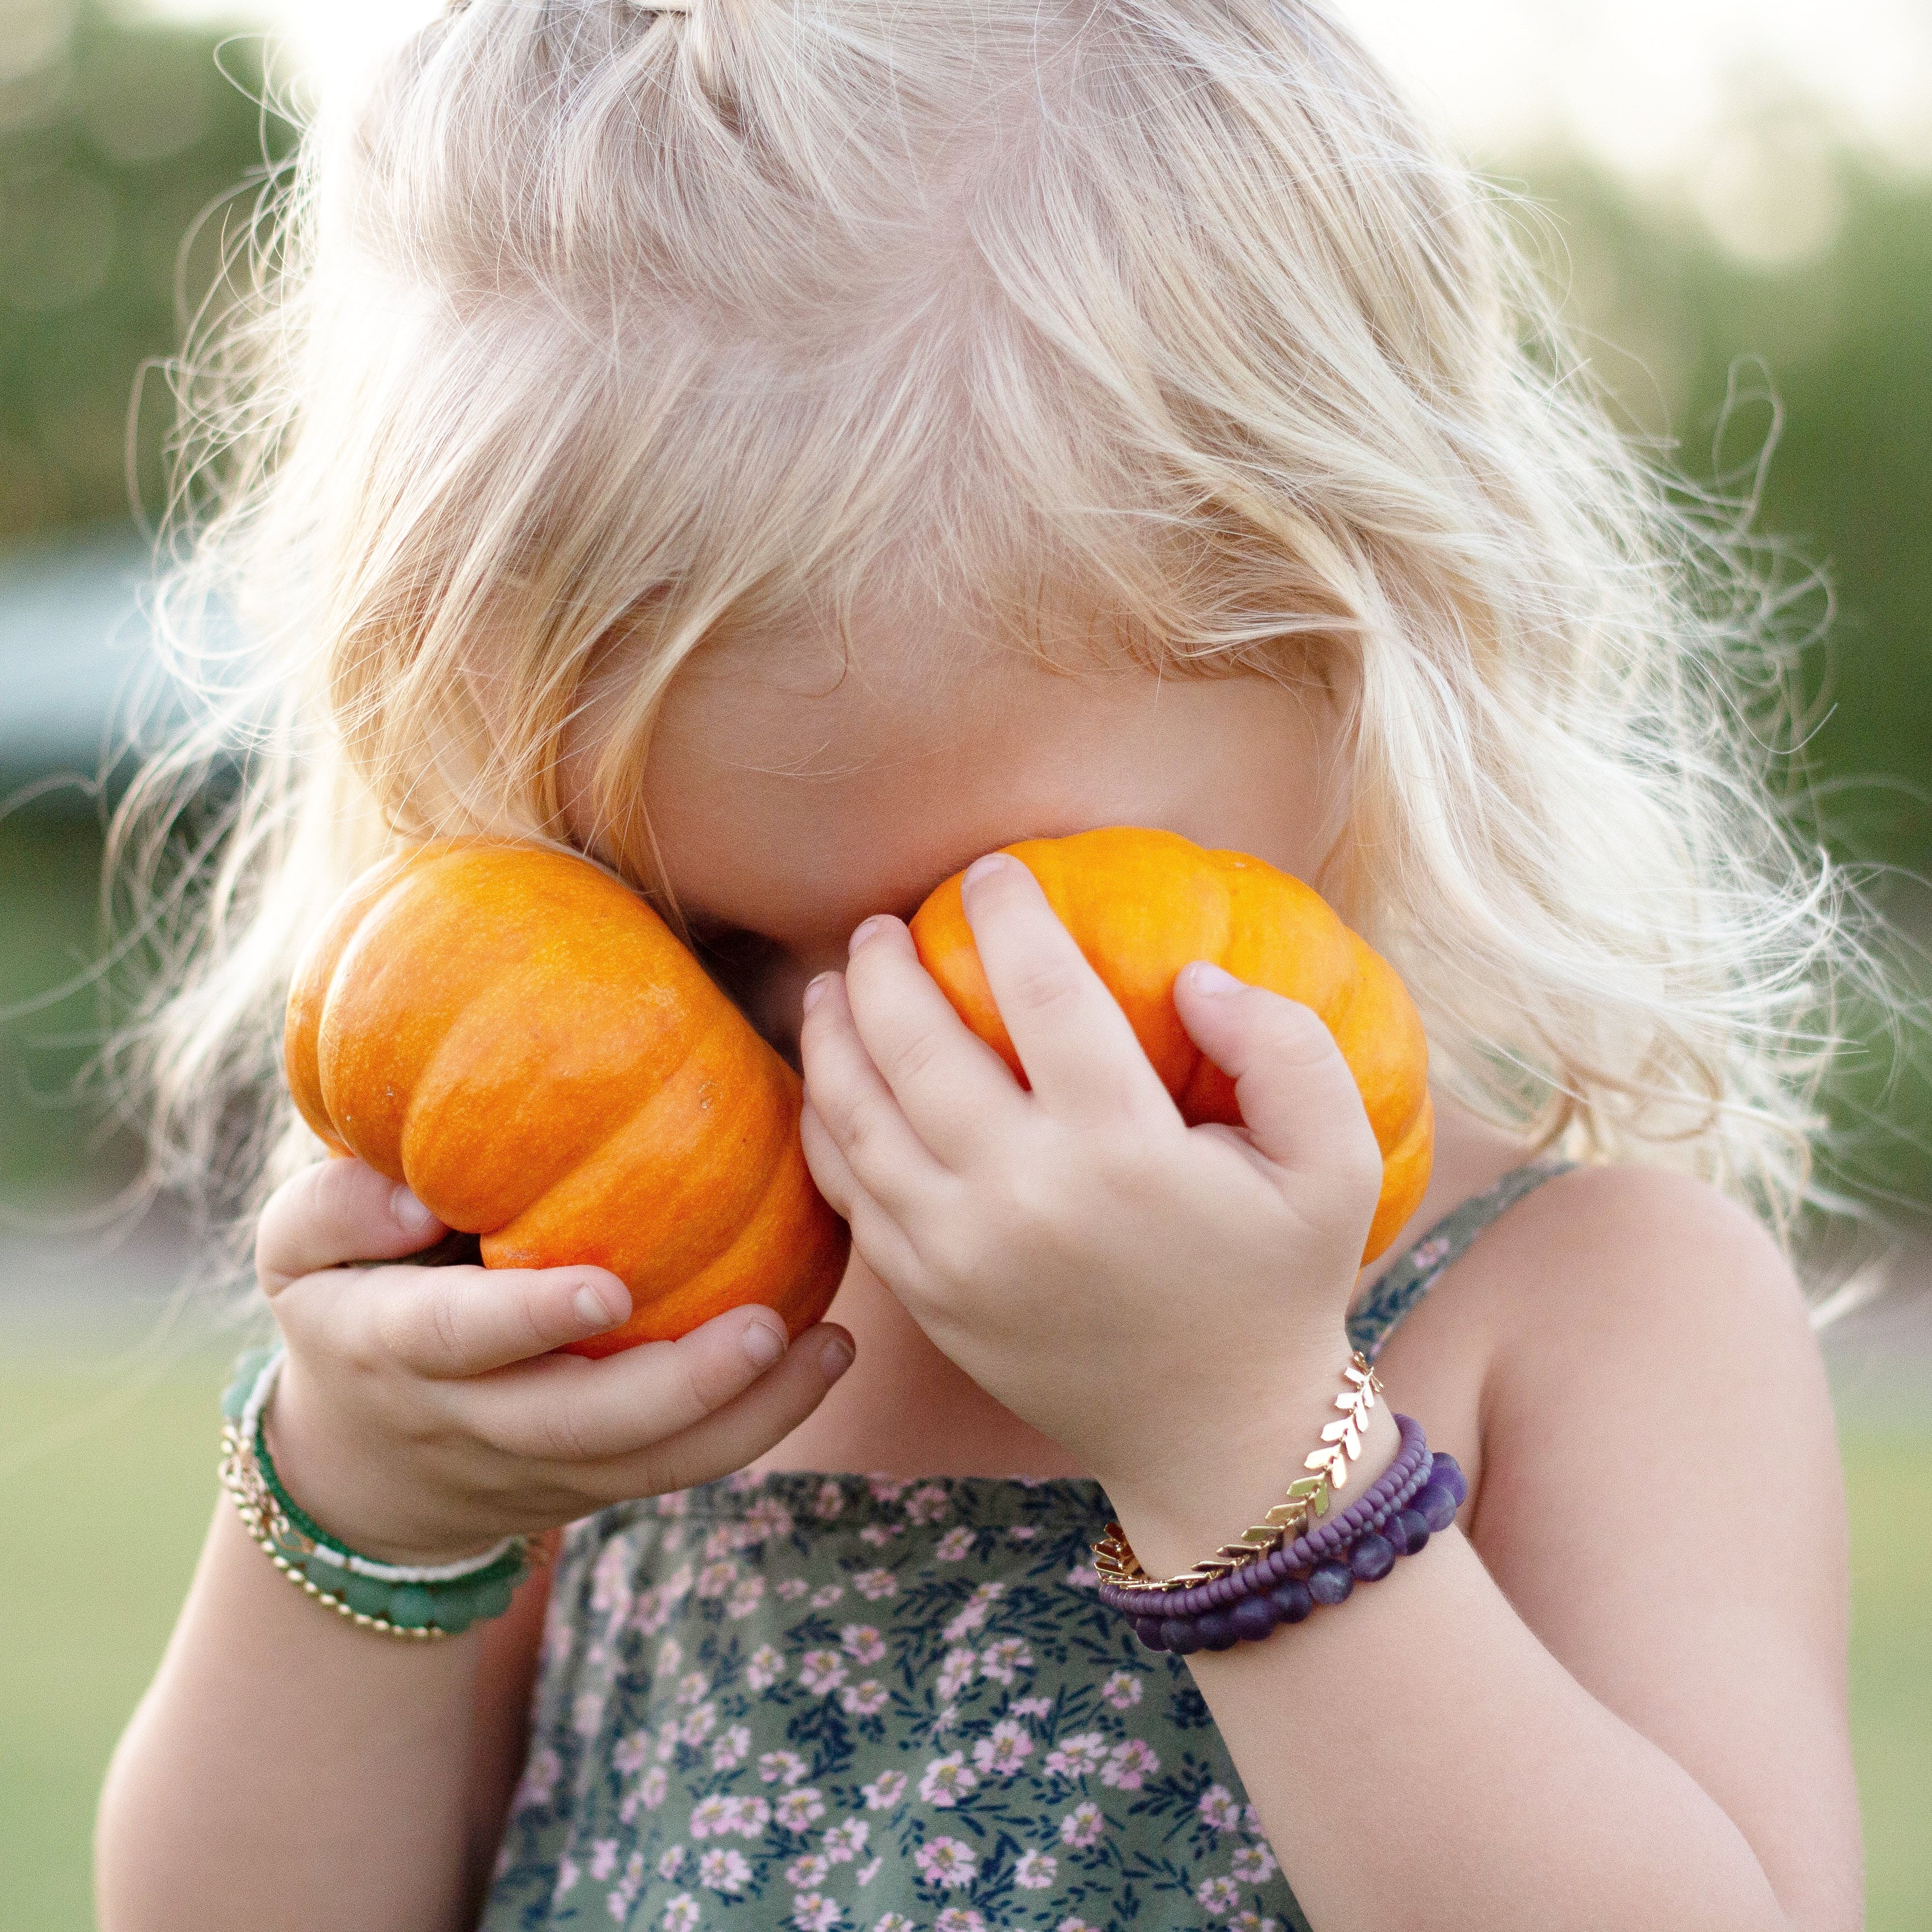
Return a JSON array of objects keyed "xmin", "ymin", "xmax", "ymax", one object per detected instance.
[
  {"xmin": 284, "ymin": 845, "xmax": 849, "ymax": 1356},
  {"xmin": 908, "ymin": 827, "xmax": 1433, "ymax": 1262}
]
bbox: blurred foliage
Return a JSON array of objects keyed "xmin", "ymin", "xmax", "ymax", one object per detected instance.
[{"xmin": 0, "ymin": 0, "xmax": 295, "ymax": 536}]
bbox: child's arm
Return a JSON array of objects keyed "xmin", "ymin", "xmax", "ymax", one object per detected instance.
[
  {"xmin": 800, "ymin": 856, "xmax": 1859, "ymax": 1932},
  {"xmin": 95, "ymin": 1159, "xmax": 854, "ymax": 1932}
]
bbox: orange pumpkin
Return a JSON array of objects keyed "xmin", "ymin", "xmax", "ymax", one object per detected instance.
[
  {"xmin": 284, "ymin": 844, "xmax": 849, "ymax": 1356},
  {"xmin": 910, "ymin": 826, "xmax": 1433, "ymax": 1262}
]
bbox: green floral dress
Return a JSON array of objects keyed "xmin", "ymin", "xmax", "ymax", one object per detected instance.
[{"xmin": 480, "ymin": 1160, "xmax": 1571, "ymax": 1932}]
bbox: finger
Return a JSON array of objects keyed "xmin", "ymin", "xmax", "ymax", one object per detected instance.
[
  {"xmin": 1171, "ymin": 962, "xmax": 1382, "ymax": 1185},
  {"xmin": 591, "ymin": 1324, "xmax": 856, "ymax": 1500},
  {"xmin": 958, "ymin": 853, "xmax": 1173, "ymax": 1123},
  {"xmin": 257, "ymin": 1158, "xmax": 446, "ymax": 1295},
  {"xmin": 800, "ymin": 1098, "xmax": 929, "ymax": 1291},
  {"xmin": 464, "ymin": 1301, "xmax": 828, "ymax": 1465},
  {"xmin": 839, "ymin": 915, "xmax": 1026, "ymax": 1166},
  {"xmin": 325, "ymin": 1260, "xmax": 636, "ymax": 1379},
  {"xmin": 799, "ymin": 969, "xmax": 956, "ymax": 1212}
]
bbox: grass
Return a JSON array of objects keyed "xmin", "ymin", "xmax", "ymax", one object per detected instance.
[{"xmin": 0, "ymin": 1344, "xmax": 1926, "ymax": 1930}]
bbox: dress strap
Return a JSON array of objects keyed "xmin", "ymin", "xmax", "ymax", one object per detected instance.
[{"xmin": 1346, "ymin": 1156, "xmax": 1577, "ymax": 1362}]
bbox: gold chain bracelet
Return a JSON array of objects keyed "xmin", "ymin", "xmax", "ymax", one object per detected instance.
[{"xmin": 1092, "ymin": 1352, "xmax": 1382, "ymax": 1594}]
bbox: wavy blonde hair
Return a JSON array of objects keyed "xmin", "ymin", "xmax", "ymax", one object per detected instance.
[{"xmin": 113, "ymin": 0, "xmax": 1853, "ymax": 1270}]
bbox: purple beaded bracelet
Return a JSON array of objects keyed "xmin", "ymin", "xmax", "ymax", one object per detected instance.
[{"xmin": 1097, "ymin": 1418, "xmax": 1467, "ymax": 1655}]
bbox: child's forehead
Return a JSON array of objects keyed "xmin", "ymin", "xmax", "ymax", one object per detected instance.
[{"xmin": 615, "ymin": 620, "xmax": 1337, "ymax": 946}]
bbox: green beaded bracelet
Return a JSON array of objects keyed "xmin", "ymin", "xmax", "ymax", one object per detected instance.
[{"xmin": 219, "ymin": 1347, "xmax": 531, "ymax": 1640}]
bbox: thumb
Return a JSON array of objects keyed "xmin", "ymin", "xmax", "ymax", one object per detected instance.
[{"xmin": 1172, "ymin": 961, "xmax": 1382, "ymax": 1187}]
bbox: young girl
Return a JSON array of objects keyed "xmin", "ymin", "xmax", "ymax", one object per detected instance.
[{"xmin": 96, "ymin": 2, "xmax": 1864, "ymax": 1928}]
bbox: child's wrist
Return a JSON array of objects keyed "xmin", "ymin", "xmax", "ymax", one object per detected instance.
[{"xmin": 1099, "ymin": 1352, "xmax": 1403, "ymax": 1584}]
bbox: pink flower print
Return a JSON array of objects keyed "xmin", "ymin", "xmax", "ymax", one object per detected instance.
[
  {"xmin": 699, "ymin": 1847, "xmax": 752, "ymax": 1895},
  {"xmin": 657, "ymin": 1846, "xmax": 686, "ymax": 1881},
  {"xmin": 1100, "ymin": 1670, "xmax": 1144, "ymax": 1711},
  {"xmin": 861, "ymin": 1768, "xmax": 908, "ymax": 1811},
  {"xmin": 721, "ymin": 1793, "xmax": 770, "ymax": 1836},
  {"xmin": 856, "ymin": 1857, "xmax": 883, "ymax": 1887},
  {"xmin": 514, "ymin": 1745, "xmax": 562, "ymax": 1810},
  {"xmin": 814, "ymin": 1479, "xmax": 846, "ymax": 1518},
  {"xmin": 675, "ymin": 1670, "xmax": 711, "ymax": 1706},
  {"xmin": 858, "ymin": 1523, "xmax": 902, "ymax": 1547},
  {"xmin": 937, "ymin": 1648, "xmax": 977, "ymax": 1698},
  {"xmin": 661, "ymin": 1896, "xmax": 700, "ymax": 1932},
  {"xmin": 760, "ymin": 1749, "xmax": 808, "ymax": 1786},
  {"xmin": 1059, "ymin": 1801, "xmax": 1105, "ymax": 1849},
  {"xmin": 1232, "ymin": 1842, "xmax": 1279, "ymax": 1884},
  {"xmin": 747, "ymin": 1495, "xmax": 795, "ymax": 1540},
  {"xmin": 591, "ymin": 1538, "xmax": 635, "ymax": 1620},
  {"xmin": 970, "ymin": 1719, "xmax": 1034, "ymax": 1778},
  {"xmin": 1064, "ymin": 1562, "xmax": 1101, "ymax": 1589},
  {"xmin": 661, "ymin": 1562, "xmax": 696, "ymax": 1603},
  {"xmin": 589, "ymin": 1839, "xmax": 621, "ymax": 1881},
  {"xmin": 727, "ymin": 1467, "xmax": 763, "ymax": 1493},
  {"xmin": 654, "ymin": 1717, "xmax": 681, "ymax": 1763},
  {"xmin": 571, "ymin": 1689, "xmax": 609, "ymax": 1739},
  {"xmin": 1012, "ymin": 1696, "xmax": 1054, "ymax": 1719},
  {"xmin": 689, "ymin": 1794, "xmax": 733, "ymax": 1839},
  {"xmin": 632, "ymin": 1587, "xmax": 676, "ymax": 1638},
  {"xmin": 776, "ymin": 1577, "xmax": 812, "ymax": 1601},
  {"xmin": 841, "ymin": 1623, "xmax": 888, "ymax": 1664},
  {"xmin": 1409, "ymin": 1234, "xmax": 1452, "ymax": 1273},
  {"xmin": 712, "ymin": 1723, "xmax": 751, "ymax": 1772},
  {"xmin": 1044, "ymin": 1732, "xmax": 1107, "ymax": 1779},
  {"xmin": 800, "ymin": 1649, "xmax": 849, "ymax": 1694},
  {"xmin": 640, "ymin": 1766, "xmax": 670, "ymax": 1811},
  {"xmin": 1197, "ymin": 1783, "xmax": 1241, "ymax": 1831},
  {"xmin": 775, "ymin": 1787, "xmax": 828, "ymax": 1832},
  {"xmin": 905, "ymin": 1483, "xmax": 953, "ymax": 1525},
  {"xmin": 697, "ymin": 1559, "xmax": 738, "ymax": 1599},
  {"xmin": 978, "ymin": 1637, "xmax": 1032, "ymax": 1685},
  {"xmin": 1008, "ymin": 1524, "xmax": 1038, "ymax": 1542},
  {"xmin": 679, "ymin": 1702, "xmax": 717, "ymax": 1745},
  {"xmin": 1243, "ymin": 1803, "xmax": 1263, "ymax": 1834},
  {"xmin": 702, "ymin": 1524, "xmax": 740, "ymax": 1562},
  {"xmin": 823, "ymin": 1818, "xmax": 869, "ymax": 1863},
  {"xmin": 870, "ymin": 1917, "xmax": 914, "ymax": 1931},
  {"xmin": 1229, "ymin": 1912, "xmax": 1283, "ymax": 1931},
  {"xmin": 1014, "ymin": 1849, "xmax": 1059, "ymax": 1890},
  {"xmin": 1055, "ymin": 1920, "xmax": 1098, "ymax": 1932},
  {"xmin": 918, "ymin": 1751, "xmax": 979, "ymax": 1807},
  {"xmin": 656, "ymin": 1491, "xmax": 691, "ymax": 1518},
  {"xmin": 613, "ymin": 1729, "xmax": 651, "ymax": 1777},
  {"xmin": 1197, "ymin": 1874, "xmax": 1240, "ymax": 1916},
  {"xmin": 935, "ymin": 1526, "xmax": 976, "ymax": 1562},
  {"xmin": 935, "ymin": 1911, "xmax": 987, "ymax": 1932},
  {"xmin": 553, "ymin": 1855, "xmax": 580, "ymax": 1899},
  {"xmin": 852, "ymin": 1567, "xmax": 899, "ymax": 1600},
  {"xmin": 654, "ymin": 1638, "xmax": 685, "ymax": 1679},
  {"xmin": 728, "ymin": 1575, "xmax": 766, "ymax": 1620},
  {"xmin": 913, "ymin": 1835, "xmax": 979, "ymax": 1888},
  {"xmin": 1100, "ymin": 1738, "xmax": 1159, "ymax": 1790},
  {"xmin": 811, "ymin": 1584, "xmax": 845, "ymax": 1609},
  {"xmin": 747, "ymin": 1644, "xmax": 787, "ymax": 1690},
  {"xmin": 867, "ymin": 1475, "xmax": 909, "ymax": 1503},
  {"xmin": 793, "ymin": 1893, "xmax": 844, "ymax": 1931},
  {"xmin": 840, "ymin": 1680, "xmax": 890, "ymax": 1716},
  {"xmin": 786, "ymin": 1853, "xmax": 832, "ymax": 1889},
  {"xmin": 661, "ymin": 1526, "xmax": 687, "ymax": 1554}
]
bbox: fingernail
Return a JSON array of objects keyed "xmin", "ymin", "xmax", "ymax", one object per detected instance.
[
  {"xmin": 391, "ymin": 1185, "xmax": 438, "ymax": 1237},
  {"xmin": 847, "ymin": 915, "xmax": 892, "ymax": 955},
  {"xmin": 962, "ymin": 852, "xmax": 1013, "ymax": 888},
  {"xmin": 1185, "ymin": 960, "xmax": 1242, "ymax": 997},
  {"xmin": 740, "ymin": 1315, "xmax": 788, "ymax": 1368},
  {"xmin": 802, "ymin": 972, "xmax": 834, "ymax": 1014},
  {"xmin": 574, "ymin": 1277, "xmax": 629, "ymax": 1329},
  {"xmin": 820, "ymin": 1333, "xmax": 855, "ymax": 1380}
]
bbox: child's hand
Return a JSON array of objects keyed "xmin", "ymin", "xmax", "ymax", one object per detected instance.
[
  {"xmin": 253, "ymin": 1161, "xmax": 854, "ymax": 1564},
  {"xmin": 798, "ymin": 851, "xmax": 1387, "ymax": 1538}
]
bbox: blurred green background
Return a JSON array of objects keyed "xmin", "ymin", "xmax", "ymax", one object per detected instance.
[{"xmin": 1, "ymin": 3, "xmax": 1927, "ymax": 1928}]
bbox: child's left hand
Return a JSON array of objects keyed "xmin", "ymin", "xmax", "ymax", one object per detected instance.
[{"xmin": 798, "ymin": 850, "xmax": 1391, "ymax": 1544}]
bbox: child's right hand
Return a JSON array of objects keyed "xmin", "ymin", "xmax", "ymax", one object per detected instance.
[{"xmin": 253, "ymin": 1157, "xmax": 855, "ymax": 1565}]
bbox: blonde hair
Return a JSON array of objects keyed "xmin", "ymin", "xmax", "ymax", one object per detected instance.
[{"xmin": 115, "ymin": 0, "xmax": 1857, "ymax": 1267}]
